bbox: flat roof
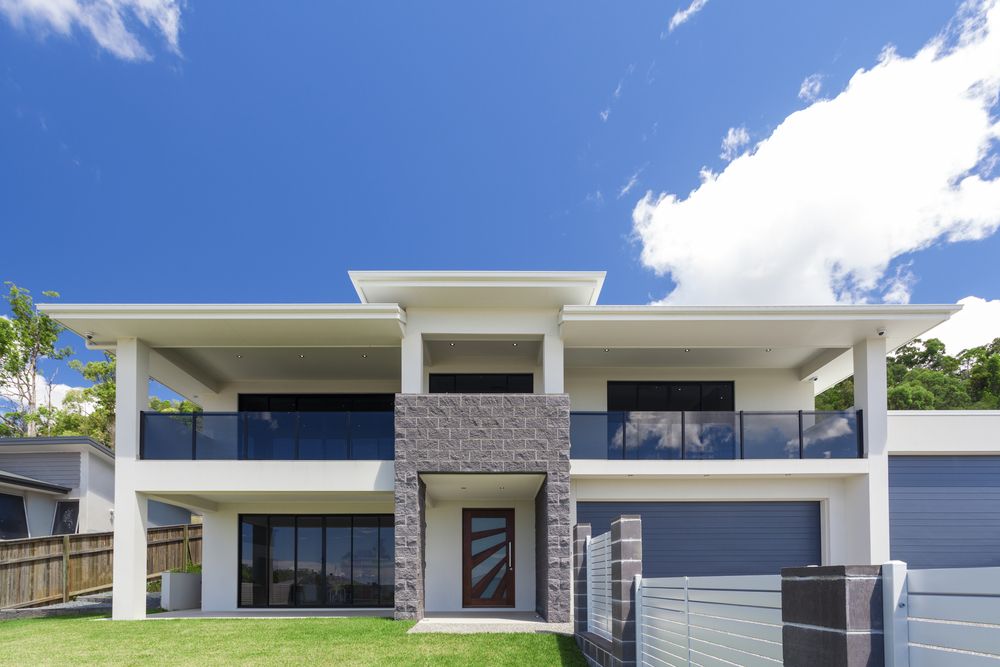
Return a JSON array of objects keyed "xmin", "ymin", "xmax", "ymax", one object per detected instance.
[{"xmin": 349, "ymin": 270, "xmax": 606, "ymax": 308}]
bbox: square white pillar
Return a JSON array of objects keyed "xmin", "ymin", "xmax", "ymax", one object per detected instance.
[
  {"xmin": 401, "ymin": 332, "xmax": 424, "ymax": 393},
  {"xmin": 852, "ymin": 336, "xmax": 890, "ymax": 564},
  {"xmin": 112, "ymin": 337, "xmax": 150, "ymax": 620},
  {"xmin": 542, "ymin": 332, "xmax": 565, "ymax": 394}
]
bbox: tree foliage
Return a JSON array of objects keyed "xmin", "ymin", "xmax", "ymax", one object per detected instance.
[
  {"xmin": 0, "ymin": 283, "xmax": 72, "ymax": 436},
  {"xmin": 817, "ymin": 337, "xmax": 1000, "ymax": 410}
]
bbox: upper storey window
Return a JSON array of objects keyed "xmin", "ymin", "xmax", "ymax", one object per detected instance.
[
  {"xmin": 608, "ymin": 381, "xmax": 734, "ymax": 412},
  {"xmin": 429, "ymin": 373, "xmax": 533, "ymax": 394}
]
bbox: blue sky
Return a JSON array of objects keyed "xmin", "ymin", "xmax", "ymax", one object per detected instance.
[{"xmin": 2, "ymin": 0, "xmax": 1000, "ymax": 391}]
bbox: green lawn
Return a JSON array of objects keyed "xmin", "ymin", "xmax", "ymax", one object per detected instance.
[{"xmin": 0, "ymin": 614, "xmax": 585, "ymax": 666}]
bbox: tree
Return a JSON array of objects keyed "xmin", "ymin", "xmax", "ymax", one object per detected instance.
[
  {"xmin": 0, "ymin": 283, "xmax": 72, "ymax": 436},
  {"xmin": 66, "ymin": 353, "xmax": 117, "ymax": 444},
  {"xmin": 148, "ymin": 396, "xmax": 202, "ymax": 413},
  {"xmin": 817, "ymin": 336, "xmax": 1000, "ymax": 411}
]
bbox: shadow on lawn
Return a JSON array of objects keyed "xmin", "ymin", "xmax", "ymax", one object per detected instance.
[{"xmin": 553, "ymin": 634, "xmax": 587, "ymax": 666}]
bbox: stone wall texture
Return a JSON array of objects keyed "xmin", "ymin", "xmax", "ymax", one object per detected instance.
[{"xmin": 393, "ymin": 393, "xmax": 572, "ymax": 622}]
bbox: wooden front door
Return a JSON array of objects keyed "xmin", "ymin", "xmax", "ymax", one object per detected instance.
[{"xmin": 462, "ymin": 508, "xmax": 515, "ymax": 607}]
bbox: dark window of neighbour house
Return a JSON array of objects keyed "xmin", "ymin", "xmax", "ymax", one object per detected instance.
[
  {"xmin": 0, "ymin": 493, "xmax": 29, "ymax": 540},
  {"xmin": 51, "ymin": 500, "xmax": 80, "ymax": 535},
  {"xmin": 607, "ymin": 381, "xmax": 735, "ymax": 412},
  {"xmin": 239, "ymin": 514, "xmax": 394, "ymax": 608},
  {"xmin": 428, "ymin": 374, "xmax": 533, "ymax": 394}
]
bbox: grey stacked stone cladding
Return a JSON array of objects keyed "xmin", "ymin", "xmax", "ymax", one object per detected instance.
[{"xmin": 393, "ymin": 393, "xmax": 572, "ymax": 622}]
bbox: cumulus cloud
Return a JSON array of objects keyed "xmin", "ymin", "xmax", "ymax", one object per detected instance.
[
  {"xmin": 799, "ymin": 73, "xmax": 824, "ymax": 101},
  {"xmin": 925, "ymin": 296, "xmax": 1000, "ymax": 353},
  {"xmin": 0, "ymin": 373, "xmax": 91, "ymax": 413},
  {"xmin": 634, "ymin": 0, "xmax": 1000, "ymax": 305},
  {"xmin": 667, "ymin": 0, "xmax": 709, "ymax": 34},
  {"xmin": 0, "ymin": 0, "xmax": 182, "ymax": 61},
  {"xmin": 720, "ymin": 126, "xmax": 750, "ymax": 161}
]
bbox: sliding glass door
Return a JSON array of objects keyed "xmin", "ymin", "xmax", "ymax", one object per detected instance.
[{"xmin": 239, "ymin": 514, "xmax": 394, "ymax": 608}]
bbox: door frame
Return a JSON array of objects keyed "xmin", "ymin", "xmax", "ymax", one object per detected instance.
[{"xmin": 462, "ymin": 508, "xmax": 515, "ymax": 608}]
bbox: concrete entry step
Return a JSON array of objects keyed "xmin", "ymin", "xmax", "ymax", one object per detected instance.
[{"xmin": 408, "ymin": 611, "xmax": 573, "ymax": 635}]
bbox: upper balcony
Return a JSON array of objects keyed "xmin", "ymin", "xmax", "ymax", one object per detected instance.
[
  {"xmin": 569, "ymin": 410, "xmax": 863, "ymax": 460},
  {"xmin": 140, "ymin": 411, "xmax": 395, "ymax": 460}
]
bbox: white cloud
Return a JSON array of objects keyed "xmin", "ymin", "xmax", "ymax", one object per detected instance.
[
  {"xmin": 799, "ymin": 73, "xmax": 824, "ymax": 101},
  {"xmin": 925, "ymin": 296, "xmax": 1000, "ymax": 353},
  {"xmin": 599, "ymin": 108, "xmax": 610, "ymax": 122},
  {"xmin": 634, "ymin": 0, "xmax": 1000, "ymax": 305},
  {"xmin": 0, "ymin": 373, "xmax": 90, "ymax": 413},
  {"xmin": 667, "ymin": 0, "xmax": 709, "ymax": 34},
  {"xmin": 720, "ymin": 126, "xmax": 750, "ymax": 161},
  {"xmin": 0, "ymin": 0, "xmax": 182, "ymax": 61}
]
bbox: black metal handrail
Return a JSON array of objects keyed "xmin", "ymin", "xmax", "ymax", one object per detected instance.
[
  {"xmin": 569, "ymin": 410, "xmax": 864, "ymax": 460},
  {"xmin": 140, "ymin": 411, "xmax": 395, "ymax": 460}
]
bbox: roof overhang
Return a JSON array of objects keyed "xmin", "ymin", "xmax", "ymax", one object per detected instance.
[
  {"xmin": 0, "ymin": 437, "xmax": 114, "ymax": 464},
  {"xmin": 349, "ymin": 271, "xmax": 605, "ymax": 308},
  {"xmin": 560, "ymin": 304, "xmax": 961, "ymax": 391},
  {"xmin": 36, "ymin": 303, "xmax": 406, "ymax": 348},
  {"xmin": 0, "ymin": 470, "xmax": 71, "ymax": 495}
]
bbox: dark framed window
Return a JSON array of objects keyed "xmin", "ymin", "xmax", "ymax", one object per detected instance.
[
  {"xmin": 429, "ymin": 374, "xmax": 533, "ymax": 394},
  {"xmin": 608, "ymin": 381, "xmax": 735, "ymax": 412},
  {"xmin": 238, "ymin": 394, "xmax": 394, "ymax": 412},
  {"xmin": 0, "ymin": 493, "xmax": 29, "ymax": 540},
  {"xmin": 51, "ymin": 500, "xmax": 80, "ymax": 536},
  {"xmin": 238, "ymin": 514, "xmax": 394, "ymax": 608}
]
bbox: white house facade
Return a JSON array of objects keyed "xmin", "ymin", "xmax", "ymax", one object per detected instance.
[{"xmin": 36, "ymin": 271, "xmax": 1000, "ymax": 622}]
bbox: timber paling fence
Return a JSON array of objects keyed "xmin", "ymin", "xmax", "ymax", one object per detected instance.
[{"xmin": 0, "ymin": 524, "xmax": 202, "ymax": 609}]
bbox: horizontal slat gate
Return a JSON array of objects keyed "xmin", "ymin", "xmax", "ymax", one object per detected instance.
[
  {"xmin": 587, "ymin": 532, "xmax": 613, "ymax": 641},
  {"xmin": 637, "ymin": 574, "xmax": 783, "ymax": 667},
  {"xmin": 905, "ymin": 566, "xmax": 1000, "ymax": 665}
]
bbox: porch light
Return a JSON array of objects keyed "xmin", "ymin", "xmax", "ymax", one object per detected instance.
[
  {"xmin": 684, "ymin": 348, "xmax": 691, "ymax": 352},
  {"xmin": 512, "ymin": 342, "xmax": 518, "ymax": 347},
  {"xmin": 765, "ymin": 348, "xmax": 773, "ymax": 352},
  {"xmin": 235, "ymin": 354, "xmax": 242, "ymax": 358},
  {"xmin": 362, "ymin": 353, "xmax": 368, "ymax": 358},
  {"xmin": 604, "ymin": 348, "xmax": 610, "ymax": 352},
  {"xmin": 298, "ymin": 354, "xmax": 305, "ymax": 358}
]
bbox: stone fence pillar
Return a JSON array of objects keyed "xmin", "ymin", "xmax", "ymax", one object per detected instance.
[
  {"xmin": 573, "ymin": 516, "xmax": 642, "ymax": 667},
  {"xmin": 781, "ymin": 565, "xmax": 884, "ymax": 667}
]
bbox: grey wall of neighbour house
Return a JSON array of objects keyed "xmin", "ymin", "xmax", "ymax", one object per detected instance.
[
  {"xmin": 147, "ymin": 500, "xmax": 193, "ymax": 527},
  {"xmin": 577, "ymin": 501, "xmax": 821, "ymax": 577},
  {"xmin": 0, "ymin": 453, "xmax": 80, "ymax": 489},
  {"xmin": 889, "ymin": 455, "xmax": 1000, "ymax": 568},
  {"xmin": 393, "ymin": 393, "xmax": 571, "ymax": 622}
]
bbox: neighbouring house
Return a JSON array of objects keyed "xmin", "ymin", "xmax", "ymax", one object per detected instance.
[
  {"xmin": 0, "ymin": 437, "xmax": 193, "ymax": 540},
  {"xmin": 35, "ymin": 270, "xmax": 1000, "ymax": 622}
]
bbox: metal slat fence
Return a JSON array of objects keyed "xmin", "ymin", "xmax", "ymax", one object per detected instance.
[{"xmin": 635, "ymin": 574, "xmax": 784, "ymax": 667}]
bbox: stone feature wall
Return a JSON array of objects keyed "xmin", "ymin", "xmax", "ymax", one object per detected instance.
[
  {"xmin": 393, "ymin": 393, "xmax": 572, "ymax": 622},
  {"xmin": 781, "ymin": 565, "xmax": 885, "ymax": 666}
]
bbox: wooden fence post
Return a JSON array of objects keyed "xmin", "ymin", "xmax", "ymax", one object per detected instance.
[
  {"xmin": 61, "ymin": 534, "xmax": 71, "ymax": 603},
  {"xmin": 182, "ymin": 525, "xmax": 190, "ymax": 566}
]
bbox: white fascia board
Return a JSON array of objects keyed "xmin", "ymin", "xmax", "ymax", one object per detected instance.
[
  {"xmin": 37, "ymin": 303, "xmax": 405, "ymax": 320},
  {"xmin": 349, "ymin": 270, "xmax": 606, "ymax": 306},
  {"xmin": 560, "ymin": 303, "xmax": 961, "ymax": 322}
]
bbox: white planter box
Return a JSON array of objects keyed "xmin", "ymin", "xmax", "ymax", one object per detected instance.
[{"xmin": 161, "ymin": 572, "xmax": 201, "ymax": 611}]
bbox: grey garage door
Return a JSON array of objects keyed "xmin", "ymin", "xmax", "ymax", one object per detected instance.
[
  {"xmin": 576, "ymin": 501, "xmax": 821, "ymax": 578},
  {"xmin": 890, "ymin": 456, "xmax": 1000, "ymax": 569}
]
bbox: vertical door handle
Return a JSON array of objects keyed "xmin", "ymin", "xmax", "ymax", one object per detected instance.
[{"xmin": 508, "ymin": 543, "xmax": 513, "ymax": 570}]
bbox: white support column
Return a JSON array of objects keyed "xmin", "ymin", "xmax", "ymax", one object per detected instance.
[
  {"xmin": 401, "ymin": 331, "xmax": 424, "ymax": 394},
  {"xmin": 112, "ymin": 337, "xmax": 150, "ymax": 620},
  {"xmin": 542, "ymin": 332, "xmax": 564, "ymax": 394},
  {"xmin": 852, "ymin": 336, "xmax": 890, "ymax": 564}
]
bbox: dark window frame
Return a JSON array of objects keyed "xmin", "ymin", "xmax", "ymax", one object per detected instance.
[
  {"xmin": 428, "ymin": 373, "xmax": 534, "ymax": 394},
  {"xmin": 237, "ymin": 394, "xmax": 395, "ymax": 413},
  {"xmin": 607, "ymin": 381, "xmax": 735, "ymax": 412},
  {"xmin": 237, "ymin": 513, "xmax": 394, "ymax": 609}
]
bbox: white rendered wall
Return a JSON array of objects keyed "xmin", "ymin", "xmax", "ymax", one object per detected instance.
[
  {"xmin": 83, "ymin": 451, "xmax": 115, "ymax": 533},
  {"xmin": 423, "ymin": 498, "xmax": 536, "ymax": 613},
  {"xmin": 888, "ymin": 411, "xmax": 1000, "ymax": 454},
  {"xmin": 201, "ymin": 499, "xmax": 393, "ymax": 612},
  {"xmin": 565, "ymin": 367, "xmax": 815, "ymax": 412}
]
